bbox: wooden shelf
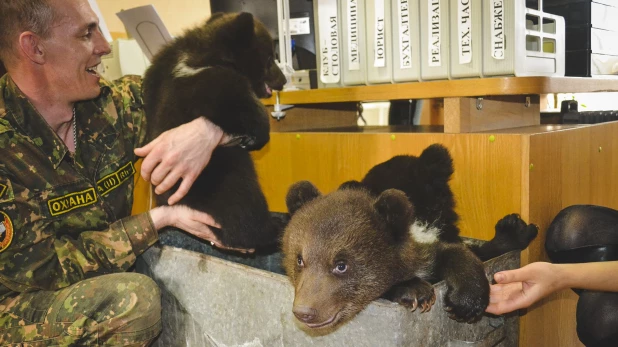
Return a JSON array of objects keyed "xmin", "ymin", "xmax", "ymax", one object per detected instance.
[{"xmin": 262, "ymin": 76, "xmax": 618, "ymax": 105}]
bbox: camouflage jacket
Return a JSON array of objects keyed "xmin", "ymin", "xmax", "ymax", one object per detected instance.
[{"xmin": 0, "ymin": 74, "xmax": 158, "ymax": 302}]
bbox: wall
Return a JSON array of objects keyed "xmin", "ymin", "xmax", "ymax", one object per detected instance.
[{"xmin": 96, "ymin": 0, "xmax": 211, "ymax": 37}]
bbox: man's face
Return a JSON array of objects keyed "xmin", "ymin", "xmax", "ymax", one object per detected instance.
[{"xmin": 41, "ymin": 0, "xmax": 110, "ymax": 102}]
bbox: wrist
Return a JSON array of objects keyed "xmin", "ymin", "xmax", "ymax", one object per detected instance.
[
  {"xmin": 194, "ymin": 117, "xmax": 225, "ymax": 147},
  {"xmin": 552, "ymin": 263, "xmax": 571, "ymax": 290},
  {"xmin": 149, "ymin": 206, "xmax": 172, "ymax": 231}
]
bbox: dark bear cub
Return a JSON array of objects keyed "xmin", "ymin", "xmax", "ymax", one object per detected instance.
[
  {"xmin": 282, "ymin": 144, "xmax": 538, "ymax": 331},
  {"xmin": 143, "ymin": 12, "xmax": 287, "ymax": 249}
]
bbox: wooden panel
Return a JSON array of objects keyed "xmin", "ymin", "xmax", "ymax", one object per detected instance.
[
  {"xmin": 267, "ymin": 104, "xmax": 358, "ymax": 132},
  {"xmin": 520, "ymin": 122, "xmax": 618, "ymax": 347},
  {"xmin": 522, "ymin": 130, "xmax": 580, "ymax": 347},
  {"xmin": 444, "ymin": 96, "xmax": 540, "ymax": 133},
  {"xmin": 262, "ymin": 77, "xmax": 618, "ymax": 106},
  {"xmin": 253, "ymin": 132, "xmax": 523, "ymax": 241}
]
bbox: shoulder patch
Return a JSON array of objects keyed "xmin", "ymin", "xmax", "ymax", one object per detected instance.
[
  {"xmin": 0, "ymin": 211, "xmax": 14, "ymax": 253},
  {"xmin": 47, "ymin": 188, "xmax": 98, "ymax": 216},
  {"xmin": 0, "ymin": 180, "xmax": 14, "ymax": 204},
  {"xmin": 97, "ymin": 162, "xmax": 136, "ymax": 196}
]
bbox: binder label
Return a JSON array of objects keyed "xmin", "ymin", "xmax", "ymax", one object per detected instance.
[
  {"xmin": 458, "ymin": 0, "xmax": 472, "ymax": 64},
  {"xmin": 347, "ymin": 0, "xmax": 360, "ymax": 71},
  {"xmin": 491, "ymin": 0, "xmax": 505, "ymax": 60},
  {"xmin": 428, "ymin": 0, "xmax": 441, "ymax": 67},
  {"xmin": 398, "ymin": 0, "xmax": 412, "ymax": 69},
  {"xmin": 318, "ymin": 0, "xmax": 341, "ymax": 83},
  {"xmin": 374, "ymin": 0, "xmax": 386, "ymax": 68}
]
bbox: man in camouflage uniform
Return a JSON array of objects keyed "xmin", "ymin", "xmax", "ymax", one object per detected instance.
[{"xmin": 0, "ymin": 0, "xmax": 241, "ymax": 345}]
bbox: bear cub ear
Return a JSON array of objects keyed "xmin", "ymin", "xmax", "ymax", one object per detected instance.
[
  {"xmin": 286, "ymin": 181, "xmax": 321, "ymax": 216},
  {"xmin": 374, "ymin": 189, "xmax": 415, "ymax": 242},
  {"xmin": 229, "ymin": 12, "xmax": 256, "ymax": 43}
]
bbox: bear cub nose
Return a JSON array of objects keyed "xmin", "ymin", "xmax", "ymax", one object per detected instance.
[{"xmin": 293, "ymin": 305, "xmax": 317, "ymax": 323}]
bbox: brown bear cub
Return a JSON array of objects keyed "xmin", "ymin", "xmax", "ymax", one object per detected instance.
[
  {"xmin": 282, "ymin": 144, "xmax": 538, "ymax": 331},
  {"xmin": 142, "ymin": 13, "xmax": 287, "ymax": 250}
]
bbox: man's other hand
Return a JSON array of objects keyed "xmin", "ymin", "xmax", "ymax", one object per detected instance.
[
  {"xmin": 150, "ymin": 205, "xmax": 254, "ymax": 254},
  {"xmin": 135, "ymin": 117, "xmax": 225, "ymax": 205}
]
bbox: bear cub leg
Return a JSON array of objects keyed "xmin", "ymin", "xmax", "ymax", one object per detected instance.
[
  {"xmin": 437, "ymin": 244, "xmax": 490, "ymax": 323},
  {"xmin": 468, "ymin": 214, "xmax": 539, "ymax": 261},
  {"xmin": 383, "ymin": 277, "xmax": 437, "ymax": 313}
]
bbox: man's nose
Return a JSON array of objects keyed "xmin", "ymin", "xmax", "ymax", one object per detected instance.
[{"xmin": 94, "ymin": 28, "xmax": 111, "ymax": 56}]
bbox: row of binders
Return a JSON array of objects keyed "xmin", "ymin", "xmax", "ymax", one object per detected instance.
[{"xmin": 313, "ymin": 0, "xmax": 566, "ymax": 87}]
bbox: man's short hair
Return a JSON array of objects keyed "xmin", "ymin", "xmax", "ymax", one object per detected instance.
[{"xmin": 0, "ymin": 0, "xmax": 56, "ymax": 65}]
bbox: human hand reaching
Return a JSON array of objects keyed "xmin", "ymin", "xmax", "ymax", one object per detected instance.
[
  {"xmin": 486, "ymin": 262, "xmax": 563, "ymax": 315},
  {"xmin": 135, "ymin": 117, "xmax": 230, "ymax": 205}
]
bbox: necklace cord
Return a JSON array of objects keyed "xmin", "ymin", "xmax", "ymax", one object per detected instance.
[{"xmin": 72, "ymin": 107, "xmax": 77, "ymax": 152}]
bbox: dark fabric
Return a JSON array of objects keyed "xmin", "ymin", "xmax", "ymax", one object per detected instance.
[{"xmin": 546, "ymin": 205, "xmax": 618, "ymax": 346}]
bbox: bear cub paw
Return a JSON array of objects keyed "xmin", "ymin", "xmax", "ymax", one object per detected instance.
[
  {"xmin": 383, "ymin": 278, "xmax": 436, "ymax": 313},
  {"xmin": 444, "ymin": 285, "xmax": 488, "ymax": 323},
  {"xmin": 494, "ymin": 213, "xmax": 539, "ymax": 251}
]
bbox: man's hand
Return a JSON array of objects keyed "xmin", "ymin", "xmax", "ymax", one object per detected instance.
[
  {"xmin": 135, "ymin": 117, "xmax": 227, "ymax": 205},
  {"xmin": 486, "ymin": 262, "xmax": 562, "ymax": 315},
  {"xmin": 150, "ymin": 205, "xmax": 254, "ymax": 254}
]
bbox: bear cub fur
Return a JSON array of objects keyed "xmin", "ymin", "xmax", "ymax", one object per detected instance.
[
  {"xmin": 282, "ymin": 144, "xmax": 538, "ymax": 331},
  {"xmin": 143, "ymin": 13, "xmax": 287, "ymax": 250}
]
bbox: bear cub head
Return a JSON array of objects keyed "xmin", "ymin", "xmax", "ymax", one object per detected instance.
[
  {"xmin": 202, "ymin": 12, "xmax": 286, "ymax": 99},
  {"xmin": 282, "ymin": 181, "xmax": 416, "ymax": 331}
]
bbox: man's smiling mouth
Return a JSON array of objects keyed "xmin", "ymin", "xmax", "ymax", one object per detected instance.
[{"xmin": 86, "ymin": 64, "xmax": 100, "ymax": 77}]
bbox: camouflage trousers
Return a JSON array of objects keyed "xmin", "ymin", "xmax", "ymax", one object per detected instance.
[{"xmin": 0, "ymin": 273, "xmax": 161, "ymax": 346}]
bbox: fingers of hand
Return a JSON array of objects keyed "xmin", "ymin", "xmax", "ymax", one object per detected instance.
[
  {"xmin": 167, "ymin": 173, "xmax": 197, "ymax": 205},
  {"xmin": 190, "ymin": 209, "xmax": 221, "ymax": 229},
  {"xmin": 151, "ymin": 164, "xmax": 173, "ymax": 188},
  {"xmin": 139, "ymin": 146, "xmax": 165, "ymax": 182},
  {"xmin": 489, "ymin": 283, "xmax": 523, "ymax": 303},
  {"xmin": 134, "ymin": 136, "xmax": 158, "ymax": 157},
  {"xmin": 215, "ymin": 245, "xmax": 255, "ymax": 254}
]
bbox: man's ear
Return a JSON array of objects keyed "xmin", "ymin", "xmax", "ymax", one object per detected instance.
[
  {"xmin": 18, "ymin": 32, "xmax": 45, "ymax": 65},
  {"xmin": 286, "ymin": 181, "xmax": 321, "ymax": 216},
  {"xmin": 374, "ymin": 189, "xmax": 414, "ymax": 242}
]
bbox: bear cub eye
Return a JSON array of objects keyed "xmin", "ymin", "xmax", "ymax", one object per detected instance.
[
  {"xmin": 296, "ymin": 255, "xmax": 304, "ymax": 267},
  {"xmin": 333, "ymin": 261, "xmax": 348, "ymax": 275}
]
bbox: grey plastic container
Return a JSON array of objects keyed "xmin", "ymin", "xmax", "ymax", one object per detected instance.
[
  {"xmin": 449, "ymin": 0, "xmax": 482, "ymax": 78},
  {"xmin": 340, "ymin": 0, "xmax": 368, "ymax": 86},
  {"xmin": 420, "ymin": 0, "xmax": 450, "ymax": 80},
  {"xmin": 136, "ymin": 230, "xmax": 520, "ymax": 347},
  {"xmin": 391, "ymin": 0, "xmax": 421, "ymax": 83},
  {"xmin": 366, "ymin": 0, "xmax": 393, "ymax": 84}
]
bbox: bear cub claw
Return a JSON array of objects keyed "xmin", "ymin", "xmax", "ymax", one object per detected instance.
[{"xmin": 383, "ymin": 278, "xmax": 436, "ymax": 313}]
